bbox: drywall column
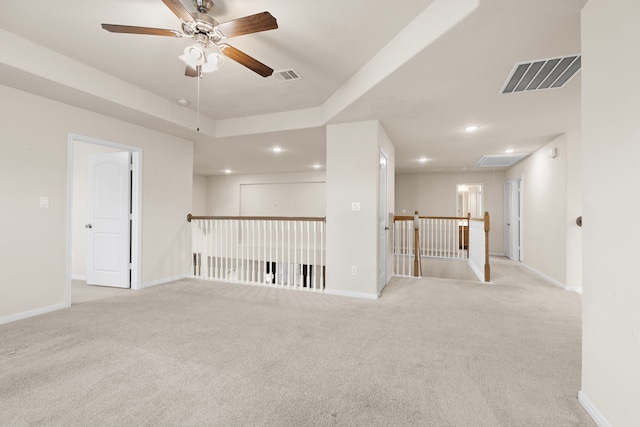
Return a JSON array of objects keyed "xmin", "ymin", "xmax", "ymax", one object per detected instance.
[
  {"xmin": 580, "ymin": 1, "xmax": 640, "ymax": 425},
  {"xmin": 326, "ymin": 121, "xmax": 392, "ymax": 299}
]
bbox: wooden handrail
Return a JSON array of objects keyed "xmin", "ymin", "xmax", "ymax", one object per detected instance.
[
  {"xmin": 187, "ymin": 214, "xmax": 326, "ymax": 222},
  {"xmin": 394, "ymin": 215, "xmax": 470, "ymax": 222}
]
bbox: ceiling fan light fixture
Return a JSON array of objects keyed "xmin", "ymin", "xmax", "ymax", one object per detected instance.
[
  {"xmin": 201, "ymin": 51, "xmax": 225, "ymax": 73},
  {"xmin": 180, "ymin": 44, "xmax": 206, "ymax": 67}
]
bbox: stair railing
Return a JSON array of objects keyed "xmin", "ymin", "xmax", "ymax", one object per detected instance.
[{"xmin": 187, "ymin": 214, "xmax": 326, "ymax": 291}]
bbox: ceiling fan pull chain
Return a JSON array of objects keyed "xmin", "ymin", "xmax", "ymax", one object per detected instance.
[{"xmin": 197, "ymin": 66, "xmax": 201, "ymax": 132}]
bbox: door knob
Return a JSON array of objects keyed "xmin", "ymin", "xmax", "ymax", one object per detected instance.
[
  {"xmin": 85, "ymin": 224, "xmax": 92, "ymax": 229},
  {"xmin": 384, "ymin": 226, "xmax": 389, "ymax": 231}
]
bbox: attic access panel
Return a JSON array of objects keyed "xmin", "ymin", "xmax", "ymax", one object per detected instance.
[{"xmin": 475, "ymin": 153, "xmax": 529, "ymax": 168}]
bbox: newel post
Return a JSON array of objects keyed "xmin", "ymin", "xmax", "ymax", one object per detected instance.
[
  {"xmin": 484, "ymin": 211, "xmax": 490, "ymax": 282},
  {"xmin": 414, "ymin": 211, "xmax": 420, "ymax": 277}
]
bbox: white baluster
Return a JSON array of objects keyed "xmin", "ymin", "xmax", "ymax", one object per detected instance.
[
  {"xmin": 320, "ymin": 221, "xmax": 325, "ymax": 290},
  {"xmin": 313, "ymin": 222, "xmax": 317, "ymax": 290},
  {"xmin": 287, "ymin": 221, "xmax": 292, "ymax": 288}
]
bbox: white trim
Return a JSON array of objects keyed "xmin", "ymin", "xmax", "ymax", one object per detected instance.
[
  {"xmin": 522, "ymin": 263, "xmax": 582, "ymax": 293},
  {"xmin": 0, "ymin": 303, "xmax": 66, "ymax": 325},
  {"xmin": 130, "ymin": 150, "xmax": 143, "ymax": 290},
  {"xmin": 323, "ymin": 289, "xmax": 379, "ymax": 300},
  {"xmin": 578, "ymin": 391, "xmax": 612, "ymax": 427},
  {"xmin": 71, "ymin": 275, "xmax": 86, "ymax": 281},
  {"xmin": 66, "ymin": 133, "xmax": 143, "ymax": 302},
  {"xmin": 141, "ymin": 274, "xmax": 189, "ymax": 289}
]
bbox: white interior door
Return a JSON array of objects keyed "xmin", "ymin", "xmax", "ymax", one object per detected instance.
[
  {"xmin": 504, "ymin": 181, "xmax": 511, "ymax": 257},
  {"xmin": 516, "ymin": 178, "xmax": 523, "ymax": 261},
  {"xmin": 378, "ymin": 151, "xmax": 388, "ymax": 294},
  {"xmin": 86, "ymin": 152, "xmax": 131, "ymax": 287},
  {"xmin": 504, "ymin": 178, "xmax": 522, "ymax": 261}
]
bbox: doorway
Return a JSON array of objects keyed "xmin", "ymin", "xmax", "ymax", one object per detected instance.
[
  {"xmin": 378, "ymin": 149, "xmax": 389, "ymax": 295},
  {"xmin": 456, "ymin": 183, "xmax": 483, "ymax": 218},
  {"xmin": 504, "ymin": 177, "xmax": 523, "ymax": 261},
  {"xmin": 65, "ymin": 134, "xmax": 142, "ymax": 307}
]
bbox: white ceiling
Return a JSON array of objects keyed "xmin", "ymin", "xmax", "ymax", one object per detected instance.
[{"xmin": 0, "ymin": 0, "xmax": 586, "ymax": 175}]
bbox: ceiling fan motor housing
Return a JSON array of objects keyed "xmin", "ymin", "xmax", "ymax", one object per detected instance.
[{"xmin": 193, "ymin": 0, "xmax": 214, "ymax": 14}]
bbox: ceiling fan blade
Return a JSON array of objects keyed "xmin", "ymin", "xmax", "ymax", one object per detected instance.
[
  {"xmin": 162, "ymin": 0, "xmax": 195, "ymax": 23},
  {"xmin": 102, "ymin": 24, "xmax": 181, "ymax": 37},
  {"xmin": 215, "ymin": 12, "xmax": 278, "ymax": 38},
  {"xmin": 185, "ymin": 65, "xmax": 200, "ymax": 77},
  {"xmin": 218, "ymin": 44, "xmax": 274, "ymax": 77}
]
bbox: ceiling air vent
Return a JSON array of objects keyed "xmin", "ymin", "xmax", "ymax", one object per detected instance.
[
  {"xmin": 274, "ymin": 69, "xmax": 302, "ymax": 82},
  {"xmin": 501, "ymin": 55, "xmax": 581, "ymax": 94},
  {"xmin": 475, "ymin": 153, "xmax": 529, "ymax": 168}
]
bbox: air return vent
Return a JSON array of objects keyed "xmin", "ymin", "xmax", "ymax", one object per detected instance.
[
  {"xmin": 274, "ymin": 69, "xmax": 302, "ymax": 82},
  {"xmin": 501, "ymin": 55, "xmax": 581, "ymax": 94},
  {"xmin": 475, "ymin": 153, "xmax": 529, "ymax": 168}
]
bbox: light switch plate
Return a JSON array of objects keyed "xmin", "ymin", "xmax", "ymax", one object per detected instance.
[
  {"xmin": 351, "ymin": 202, "xmax": 361, "ymax": 211},
  {"xmin": 39, "ymin": 196, "xmax": 49, "ymax": 208}
]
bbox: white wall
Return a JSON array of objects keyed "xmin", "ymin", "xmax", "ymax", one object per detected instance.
[
  {"xmin": 206, "ymin": 171, "xmax": 326, "ymax": 216},
  {"xmin": 565, "ymin": 131, "xmax": 582, "ymax": 289},
  {"xmin": 240, "ymin": 182, "xmax": 325, "ymax": 217},
  {"xmin": 192, "ymin": 174, "xmax": 208, "ymax": 215},
  {"xmin": 581, "ymin": 1, "xmax": 640, "ymax": 425},
  {"xmin": 505, "ymin": 132, "xmax": 582, "ymax": 289},
  {"xmin": 395, "ymin": 171, "xmax": 505, "ymax": 255},
  {"xmin": 326, "ymin": 121, "xmax": 394, "ymax": 298},
  {"xmin": 0, "ymin": 84, "xmax": 193, "ymax": 321}
]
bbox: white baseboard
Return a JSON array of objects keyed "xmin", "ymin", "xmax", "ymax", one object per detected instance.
[
  {"xmin": 0, "ymin": 303, "xmax": 67, "ymax": 325},
  {"xmin": 71, "ymin": 275, "xmax": 86, "ymax": 281},
  {"xmin": 578, "ymin": 391, "xmax": 611, "ymax": 427},
  {"xmin": 140, "ymin": 273, "xmax": 189, "ymax": 290},
  {"xmin": 522, "ymin": 263, "xmax": 582, "ymax": 294},
  {"xmin": 323, "ymin": 288, "xmax": 379, "ymax": 300}
]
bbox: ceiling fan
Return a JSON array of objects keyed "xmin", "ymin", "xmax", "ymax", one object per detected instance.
[{"xmin": 102, "ymin": 0, "xmax": 278, "ymax": 78}]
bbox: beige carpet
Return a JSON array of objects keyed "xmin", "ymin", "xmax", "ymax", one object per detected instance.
[{"xmin": 0, "ymin": 259, "xmax": 593, "ymax": 426}]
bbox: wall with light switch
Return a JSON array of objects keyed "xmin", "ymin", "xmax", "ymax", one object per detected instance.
[
  {"xmin": 506, "ymin": 131, "xmax": 581, "ymax": 290},
  {"xmin": 325, "ymin": 120, "xmax": 395, "ymax": 298},
  {"xmin": 0, "ymin": 84, "xmax": 193, "ymax": 322}
]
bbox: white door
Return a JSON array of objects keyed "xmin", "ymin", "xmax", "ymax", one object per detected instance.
[
  {"xmin": 516, "ymin": 178, "xmax": 523, "ymax": 261},
  {"xmin": 504, "ymin": 181, "xmax": 511, "ymax": 257},
  {"xmin": 378, "ymin": 151, "xmax": 389, "ymax": 294},
  {"xmin": 86, "ymin": 152, "xmax": 131, "ymax": 287},
  {"xmin": 504, "ymin": 178, "xmax": 522, "ymax": 261}
]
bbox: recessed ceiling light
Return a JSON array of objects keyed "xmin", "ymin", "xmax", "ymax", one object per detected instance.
[
  {"xmin": 312, "ymin": 163, "xmax": 321, "ymax": 169},
  {"xmin": 505, "ymin": 149, "xmax": 515, "ymax": 153},
  {"xmin": 419, "ymin": 157, "xmax": 428, "ymax": 163},
  {"xmin": 177, "ymin": 98, "xmax": 189, "ymax": 106},
  {"xmin": 464, "ymin": 125, "xmax": 479, "ymax": 132},
  {"xmin": 224, "ymin": 169, "xmax": 232, "ymax": 174},
  {"xmin": 272, "ymin": 146, "xmax": 282, "ymax": 153}
]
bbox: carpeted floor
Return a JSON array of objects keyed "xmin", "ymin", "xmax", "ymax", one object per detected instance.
[{"xmin": 0, "ymin": 259, "xmax": 593, "ymax": 426}]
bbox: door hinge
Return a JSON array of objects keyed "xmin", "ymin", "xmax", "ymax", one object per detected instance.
[{"xmin": 129, "ymin": 263, "xmax": 133, "ymax": 270}]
